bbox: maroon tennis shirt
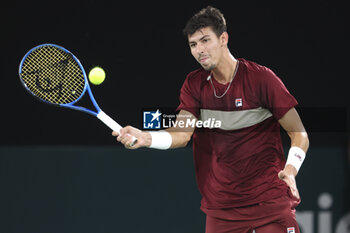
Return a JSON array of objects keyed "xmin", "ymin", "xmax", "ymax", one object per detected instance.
[{"xmin": 176, "ymin": 58, "xmax": 298, "ymax": 210}]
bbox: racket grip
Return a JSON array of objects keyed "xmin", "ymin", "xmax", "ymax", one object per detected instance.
[
  {"xmin": 97, "ymin": 111, "xmax": 122, "ymax": 133},
  {"xmin": 97, "ymin": 111, "xmax": 137, "ymax": 145}
]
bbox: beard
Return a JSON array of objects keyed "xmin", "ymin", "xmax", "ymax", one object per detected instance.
[
  {"xmin": 202, "ymin": 63, "xmax": 216, "ymax": 71},
  {"xmin": 197, "ymin": 54, "xmax": 216, "ymax": 71}
]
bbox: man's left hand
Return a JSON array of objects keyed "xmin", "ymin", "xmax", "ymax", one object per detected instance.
[{"xmin": 278, "ymin": 164, "xmax": 300, "ymax": 199}]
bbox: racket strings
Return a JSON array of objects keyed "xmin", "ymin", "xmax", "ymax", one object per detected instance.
[{"xmin": 20, "ymin": 45, "xmax": 85, "ymax": 104}]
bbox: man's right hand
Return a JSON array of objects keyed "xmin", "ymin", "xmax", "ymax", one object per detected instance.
[{"xmin": 112, "ymin": 126, "xmax": 151, "ymax": 149}]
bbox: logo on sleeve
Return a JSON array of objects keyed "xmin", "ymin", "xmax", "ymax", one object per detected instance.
[
  {"xmin": 287, "ymin": 227, "xmax": 295, "ymax": 233},
  {"xmin": 235, "ymin": 98, "xmax": 243, "ymax": 107}
]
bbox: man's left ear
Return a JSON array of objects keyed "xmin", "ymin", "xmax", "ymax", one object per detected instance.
[{"xmin": 221, "ymin": 32, "xmax": 228, "ymax": 46}]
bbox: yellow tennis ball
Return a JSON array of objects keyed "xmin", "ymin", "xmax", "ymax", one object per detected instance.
[{"xmin": 88, "ymin": 67, "xmax": 105, "ymax": 85}]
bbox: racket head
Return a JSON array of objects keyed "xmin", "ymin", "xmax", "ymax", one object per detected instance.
[{"xmin": 19, "ymin": 44, "xmax": 89, "ymax": 107}]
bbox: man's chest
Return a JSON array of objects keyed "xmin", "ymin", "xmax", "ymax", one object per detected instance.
[{"xmin": 199, "ymin": 81, "xmax": 260, "ymax": 111}]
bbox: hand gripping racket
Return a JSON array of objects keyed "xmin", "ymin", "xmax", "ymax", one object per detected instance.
[{"xmin": 19, "ymin": 43, "xmax": 137, "ymax": 145}]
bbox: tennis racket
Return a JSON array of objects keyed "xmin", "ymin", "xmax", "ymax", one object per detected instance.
[{"xmin": 19, "ymin": 43, "xmax": 137, "ymax": 145}]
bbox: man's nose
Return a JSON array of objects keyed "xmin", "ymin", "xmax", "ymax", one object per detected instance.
[{"xmin": 195, "ymin": 44, "xmax": 205, "ymax": 54}]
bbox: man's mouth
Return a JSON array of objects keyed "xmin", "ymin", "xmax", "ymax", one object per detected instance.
[{"xmin": 199, "ymin": 56, "xmax": 209, "ymax": 62}]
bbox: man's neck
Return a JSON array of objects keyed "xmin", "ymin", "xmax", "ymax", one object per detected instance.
[{"xmin": 211, "ymin": 54, "xmax": 238, "ymax": 84}]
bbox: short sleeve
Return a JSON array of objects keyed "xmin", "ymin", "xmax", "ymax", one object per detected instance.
[
  {"xmin": 176, "ymin": 74, "xmax": 201, "ymax": 119},
  {"xmin": 257, "ymin": 68, "xmax": 298, "ymax": 120}
]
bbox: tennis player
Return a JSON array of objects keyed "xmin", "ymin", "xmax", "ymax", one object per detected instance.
[{"xmin": 113, "ymin": 6, "xmax": 309, "ymax": 233}]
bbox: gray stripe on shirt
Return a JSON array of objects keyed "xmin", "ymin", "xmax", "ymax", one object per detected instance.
[{"xmin": 200, "ymin": 107, "xmax": 273, "ymax": 130}]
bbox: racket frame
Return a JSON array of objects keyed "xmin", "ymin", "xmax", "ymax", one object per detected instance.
[
  {"xmin": 18, "ymin": 43, "xmax": 136, "ymax": 140},
  {"xmin": 19, "ymin": 43, "xmax": 101, "ymax": 116}
]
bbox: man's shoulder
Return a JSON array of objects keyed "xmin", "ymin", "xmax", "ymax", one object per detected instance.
[
  {"xmin": 238, "ymin": 58, "xmax": 278, "ymax": 86},
  {"xmin": 238, "ymin": 58, "xmax": 272, "ymax": 74}
]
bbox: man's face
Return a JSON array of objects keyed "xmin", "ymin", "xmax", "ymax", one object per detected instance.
[{"xmin": 188, "ymin": 27, "xmax": 225, "ymax": 71}]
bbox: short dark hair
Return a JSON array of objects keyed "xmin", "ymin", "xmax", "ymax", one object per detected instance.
[{"xmin": 183, "ymin": 6, "xmax": 227, "ymax": 38}]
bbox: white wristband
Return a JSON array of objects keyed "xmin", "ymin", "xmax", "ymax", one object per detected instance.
[
  {"xmin": 148, "ymin": 131, "xmax": 172, "ymax": 150},
  {"xmin": 285, "ymin": 146, "xmax": 306, "ymax": 172}
]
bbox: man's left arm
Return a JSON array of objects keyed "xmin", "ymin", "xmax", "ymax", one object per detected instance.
[{"xmin": 278, "ymin": 107, "xmax": 309, "ymax": 199}]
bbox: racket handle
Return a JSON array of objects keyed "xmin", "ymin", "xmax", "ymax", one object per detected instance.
[{"xmin": 97, "ymin": 111, "xmax": 137, "ymax": 145}]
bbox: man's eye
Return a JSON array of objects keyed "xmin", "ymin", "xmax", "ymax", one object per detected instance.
[{"xmin": 190, "ymin": 44, "xmax": 196, "ymax": 48}]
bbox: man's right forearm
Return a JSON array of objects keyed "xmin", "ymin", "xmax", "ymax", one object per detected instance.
[{"xmin": 167, "ymin": 131, "xmax": 192, "ymax": 148}]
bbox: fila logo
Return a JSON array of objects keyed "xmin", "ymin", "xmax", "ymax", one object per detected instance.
[
  {"xmin": 294, "ymin": 153, "xmax": 303, "ymax": 161},
  {"xmin": 235, "ymin": 98, "xmax": 242, "ymax": 107},
  {"xmin": 287, "ymin": 227, "xmax": 295, "ymax": 233}
]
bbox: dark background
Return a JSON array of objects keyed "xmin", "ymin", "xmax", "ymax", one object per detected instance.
[
  {"xmin": 1, "ymin": 1, "xmax": 349, "ymax": 233},
  {"xmin": 1, "ymin": 0, "xmax": 348, "ymax": 145}
]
